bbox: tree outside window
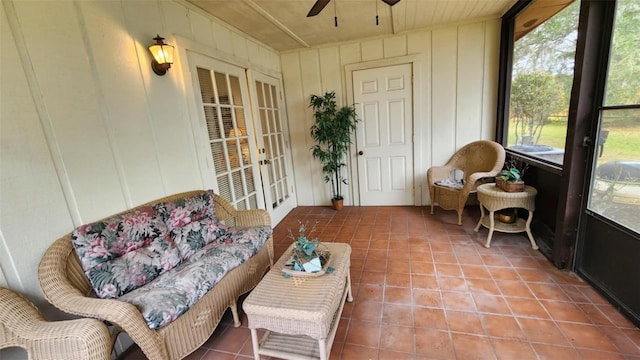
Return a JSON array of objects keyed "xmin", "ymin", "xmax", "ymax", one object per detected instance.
[{"xmin": 507, "ymin": 1, "xmax": 579, "ymax": 164}]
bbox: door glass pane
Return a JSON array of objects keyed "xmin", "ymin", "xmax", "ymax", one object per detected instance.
[
  {"xmin": 589, "ymin": 108, "xmax": 640, "ymax": 233},
  {"xmin": 197, "ymin": 65, "xmax": 259, "ymax": 210},
  {"xmin": 260, "ymin": 109, "xmax": 268, "ymax": 131},
  {"xmin": 245, "ymin": 168, "xmax": 255, "ymax": 193},
  {"xmin": 256, "ymin": 82, "xmax": 265, "ymax": 107},
  {"xmin": 235, "ymin": 108, "xmax": 247, "ymax": 132},
  {"xmin": 255, "ymin": 80, "xmax": 292, "ymax": 210},
  {"xmin": 604, "ymin": 1, "xmax": 640, "ymax": 107},
  {"xmin": 271, "ymin": 85, "xmax": 278, "ymax": 107},
  {"xmin": 197, "ymin": 68, "xmax": 215, "ymax": 104},
  {"xmin": 215, "ymin": 72, "xmax": 230, "ymax": 104},
  {"xmin": 506, "ymin": 1, "xmax": 579, "ymax": 165},
  {"xmin": 588, "ymin": 0, "xmax": 640, "ymax": 233},
  {"xmin": 230, "ymin": 76, "xmax": 243, "ymax": 105},
  {"xmin": 204, "ymin": 107, "xmax": 221, "ymax": 140},
  {"xmin": 211, "ymin": 142, "xmax": 227, "ymax": 173}
]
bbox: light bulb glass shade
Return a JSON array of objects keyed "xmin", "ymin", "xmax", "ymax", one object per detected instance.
[
  {"xmin": 148, "ymin": 35, "xmax": 174, "ymax": 75},
  {"xmin": 149, "ymin": 43, "xmax": 174, "ymax": 64}
]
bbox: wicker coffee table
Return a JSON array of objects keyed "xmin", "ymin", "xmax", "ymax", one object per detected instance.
[{"xmin": 243, "ymin": 242, "xmax": 353, "ymax": 360}]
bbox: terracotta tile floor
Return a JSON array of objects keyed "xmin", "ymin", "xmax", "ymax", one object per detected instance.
[{"xmin": 118, "ymin": 206, "xmax": 640, "ymax": 360}]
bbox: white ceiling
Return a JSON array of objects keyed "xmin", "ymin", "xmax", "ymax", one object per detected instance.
[{"xmin": 187, "ymin": 0, "xmax": 518, "ymax": 51}]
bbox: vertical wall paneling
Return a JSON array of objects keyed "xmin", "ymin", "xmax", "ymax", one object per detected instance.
[
  {"xmin": 430, "ymin": 27, "xmax": 458, "ymax": 166},
  {"xmin": 319, "ymin": 47, "xmax": 342, "ymax": 100},
  {"xmin": 281, "ymin": 20, "xmax": 499, "ymax": 206},
  {"xmin": 0, "ymin": 259, "xmax": 8, "ymax": 287},
  {"xmin": 14, "ymin": 1, "xmax": 127, "ymax": 222},
  {"xmin": 247, "ymin": 40, "xmax": 261, "ymax": 65},
  {"xmin": 318, "ymin": 46, "xmax": 354, "ymax": 203},
  {"xmin": 80, "ymin": 1, "xmax": 165, "ymax": 205},
  {"xmin": 160, "ymin": 1, "xmax": 191, "ymax": 40},
  {"xmin": 2, "ymin": 0, "xmax": 283, "ymax": 311},
  {"xmin": 339, "ymin": 43, "xmax": 362, "ymax": 66},
  {"xmin": 189, "ymin": 9, "xmax": 215, "ymax": 49},
  {"xmin": 126, "ymin": 1, "xmax": 203, "ymax": 195},
  {"xmin": 407, "ymin": 31, "xmax": 432, "ymax": 204},
  {"xmin": 361, "ymin": 39, "xmax": 384, "ymax": 62},
  {"xmin": 299, "ymin": 50, "xmax": 329, "ymax": 204},
  {"xmin": 212, "ymin": 21, "xmax": 233, "ymax": 53},
  {"xmin": 456, "ymin": 23, "xmax": 485, "ymax": 147},
  {"xmin": 384, "ymin": 35, "xmax": 407, "ymax": 58},
  {"xmin": 1, "ymin": 2, "xmax": 77, "ymax": 297},
  {"xmin": 232, "ymin": 32, "xmax": 249, "ymax": 61},
  {"xmin": 482, "ymin": 20, "xmax": 500, "ymax": 140},
  {"xmin": 281, "ymin": 52, "xmax": 314, "ymax": 205}
]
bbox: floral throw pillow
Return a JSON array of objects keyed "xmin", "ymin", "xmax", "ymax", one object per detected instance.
[
  {"xmin": 153, "ymin": 191, "xmax": 228, "ymax": 260},
  {"xmin": 72, "ymin": 206, "xmax": 182, "ymax": 299}
]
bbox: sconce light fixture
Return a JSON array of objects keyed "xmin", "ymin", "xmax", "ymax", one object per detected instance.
[{"xmin": 148, "ymin": 34, "xmax": 174, "ymax": 76}]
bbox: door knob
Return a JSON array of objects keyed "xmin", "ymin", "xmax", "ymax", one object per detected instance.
[{"xmin": 358, "ymin": 151, "xmax": 364, "ymax": 156}]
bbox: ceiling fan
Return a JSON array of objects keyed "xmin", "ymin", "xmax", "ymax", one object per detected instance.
[{"xmin": 307, "ymin": 0, "xmax": 401, "ymax": 17}]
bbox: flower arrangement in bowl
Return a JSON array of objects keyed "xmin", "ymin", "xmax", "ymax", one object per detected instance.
[
  {"xmin": 496, "ymin": 158, "xmax": 529, "ymax": 192},
  {"xmin": 282, "ymin": 221, "xmax": 332, "ymax": 277}
]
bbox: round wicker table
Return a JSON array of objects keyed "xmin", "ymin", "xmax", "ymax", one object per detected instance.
[{"xmin": 474, "ymin": 183, "xmax": 539, "ymax": 249}]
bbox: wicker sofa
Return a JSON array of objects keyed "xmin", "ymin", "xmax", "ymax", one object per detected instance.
[{"xmin": 38, "ymin": 190, "xmax": 274, "ymax": 360}]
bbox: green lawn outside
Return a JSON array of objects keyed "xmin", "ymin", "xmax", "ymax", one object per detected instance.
[{"xmin": 507, "ymin": 118, "xmax": 640, "ymax": 164}]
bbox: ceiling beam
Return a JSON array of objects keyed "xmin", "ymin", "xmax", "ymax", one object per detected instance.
[{"xmin": 243, "ymin": 0, "xmax": 310, "ymax": 48}]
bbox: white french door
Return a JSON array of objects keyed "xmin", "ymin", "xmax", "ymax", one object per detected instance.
[
  {"xmin": 248, "ymin": 72, "xmax": 296, "ymax": 225},
  {"xmin": 353, "ymin": 63, "xmax": 414, "ymax": 205},
  {"xmin": 189, "ymin": 53, "xmax": 264, "ymax": 212}
]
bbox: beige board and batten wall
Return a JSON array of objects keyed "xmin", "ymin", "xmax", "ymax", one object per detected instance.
[
  {"xmin": 0, "ymin": 1, "xmax": 280, "ymax": 356},
  {"xmin": 281, "ymin": 19, "xmax": 500, "ymax": 206}
]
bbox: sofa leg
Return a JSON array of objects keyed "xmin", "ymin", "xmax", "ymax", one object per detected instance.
[{"xmin": 229, "ymin": 302, "xmax": 241, "ymax": 327}]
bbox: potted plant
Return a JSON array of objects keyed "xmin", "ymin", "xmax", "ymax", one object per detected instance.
[
  {"xmin": 309, "ymin": 91, "xmax": 359, "ymax": 210},
  {"xmin": 283, "ymin": 221, "xmax": 331, "ymax": 276},
  {"xmin": 495, "ymin": 158, "xmax": 529, "ymax": 192}
]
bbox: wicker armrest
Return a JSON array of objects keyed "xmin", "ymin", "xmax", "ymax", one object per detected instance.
[
  {"xmin": 1, "ymin": 287, "xmax": 111, "ymax": 360},
  {"xmin": 235, "ymin": 209, "xmax": 271, "ymax": 227}
]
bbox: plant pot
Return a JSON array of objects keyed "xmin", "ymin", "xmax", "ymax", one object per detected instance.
[
  {"xmin": 496, "ymin": 209, "xmax": 518, "ymax": 224},
  {"xmin": 331, "ymin": 198, "xmax": 344, "ymax": 210},
  {"xmin": 496, "ymin": 178, "xmax": 525, "ymax": 192}
]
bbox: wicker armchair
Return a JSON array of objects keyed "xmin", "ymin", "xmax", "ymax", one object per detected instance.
[
  {"xmin": 427, "ymin": 140, "xmax": 505, "ymax": 225},
  {"xmin": 0, "ymin": 287, "xmax": 111, "ymax": 360},
  {"xmin": 38, "ymin": 191, "xmax": 274, "ymax": 360}
]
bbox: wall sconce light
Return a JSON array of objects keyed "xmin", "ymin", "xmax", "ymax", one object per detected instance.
[{"xmin": 148, "ymin": 34, "xmax": 174, "ymax": 76}]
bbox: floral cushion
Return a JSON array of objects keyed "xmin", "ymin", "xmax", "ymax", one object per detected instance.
[
  {"xmin": 72, "ymin": 206, "xmax": 182, "ymax": 299},
  {"xmin": 153, "ymin": 191, "xmax": 228, "ymax": 260},
  {"xmin": 119, "ymin": 238, "xmax": 265, "ymax": 329},
  {"xmin": 217, "ymin": 225, "xmax": 273, "ymax": 254}
]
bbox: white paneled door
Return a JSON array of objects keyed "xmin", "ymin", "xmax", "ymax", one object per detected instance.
[
  {"xmin": 354, "ymin": 64, "xmax": 414, "ymax": 205},
  {"xmin": 189, "ymin": 53, "xmax": 265, "ymax": 212},
  {"xmin": 249, "ymin": 72, "xmax": 296, "ymax": 225}
]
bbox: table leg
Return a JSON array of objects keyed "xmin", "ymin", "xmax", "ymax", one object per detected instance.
[
  {"xmin": 346, "ymin": 268, "xmax": 354, "ymax": 302},
  {"xmin": 525, "ymin": 210, "xmax": 539, "ymax": 250},
  {"xmin": 474, "ymin": 203, "xmax": 485, "ymax": 233},
  {"xmin": 318, "ymin": 338, "xmax": 328, "ymax": 360},
  {"xmin": 484, "ymin": 210, "xmax": 495, "ymax": 248},
  {"xmin": 250, "ymin": 328, "xmax": 260, "ymax": 360}
]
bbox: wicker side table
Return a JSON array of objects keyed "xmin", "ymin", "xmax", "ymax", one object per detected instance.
[
  {"xmin": 243, "ymin": 242, "xmax": 353, "ymax": 360},
  {"xmin": 474, "ymin": 183, "xmax": 539, "ymax": 249}
]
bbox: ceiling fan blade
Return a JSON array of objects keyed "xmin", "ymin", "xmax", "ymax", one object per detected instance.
[
  {"xmin": 307, "ymin": 0, "xmax": 331, "ymax": 17},
  {"xmin": 382, "ymin": 0, "xmax": 401, "ymax": 6}
]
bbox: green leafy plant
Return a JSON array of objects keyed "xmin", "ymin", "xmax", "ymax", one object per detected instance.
[
  {"xmin": 309, "ymin": 91, "xmax": 359, "ymax": 201},
  {"xmin": 496, "ymin": 158, "xmax": 529, "ymax": 183},
  {"xmin": 286, "ymin": 220, "xmax": 330, "ymax": 273}
]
